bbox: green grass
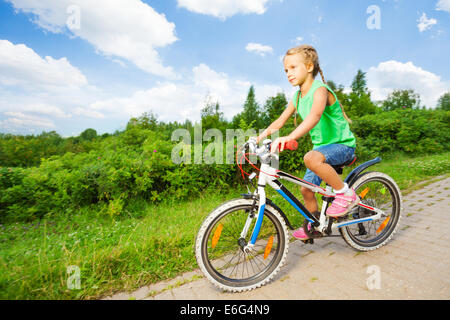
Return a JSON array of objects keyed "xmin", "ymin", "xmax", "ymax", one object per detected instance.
[{"xmin": 1, "ymin": 151, "xmax": 449, "ymax": 299}]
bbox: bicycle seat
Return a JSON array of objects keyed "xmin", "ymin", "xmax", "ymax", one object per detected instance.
[{"xmin": 330, "ymin": 155, "xmax": 357, "ymax": 175}]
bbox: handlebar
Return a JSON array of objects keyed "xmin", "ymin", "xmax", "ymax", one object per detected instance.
[
  {"xmin": 238, "ymin": 139, "xmax": 298, "ymax": 179},
  {"xmin": 244, "ymin": 138, "xmax": 298, "ymax": 162},
  {"xmin": 280, "ymin": 140, "xmax": 298, "ymax": 151}
]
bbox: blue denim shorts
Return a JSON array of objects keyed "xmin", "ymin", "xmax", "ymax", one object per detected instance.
[{"xmin": 303, "ymin": 144, "xmax": 356, "ymax": 186}]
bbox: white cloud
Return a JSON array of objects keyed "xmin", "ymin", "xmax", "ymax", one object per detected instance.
[
  {"xmin": 22, "ymin": 103, "xmax": 72, "ymax": 119},
  {"xmin": 0, "ymin": 61, "xmax": 288, "ymax": 134},
  {"xmin": 245, "ymin": 42, "xmax": 274, "ymax": 57},
  {"xmin": 89, "ymin": 63, "xmax": 284, "ymax": 123},
  {"xmin": 91, "ymin": 83, "xmax": 202, "ymax": 123},
  {"xmin": 72, "ymin": 107, "xmax": 105, "ymax": 119},
  {"xmin": 0, "ymin": 40, "xmax": 284, "ymax": 133},
  {"xmin": 417, "ymin": 13, "xmax": 437, "ymax": 32},
  {"xmin": 366, "ymin": 60, "xmax": 448, "ymax": 108},
  {"xmin": 177, "ymin": 0, "xmax": 269, "ymax": 20},
  {"xmin": 0, "ymin": 112, "xmax": 56, "ymax": 129},
  {"xmin": 0, "ymin": 40, "xmax": 105, "ymax": 132},
  {"xmin": 436, "ymin": 0, "xmax": 450, "ymax": 13},
  {"xmin": 0, "ymin": 39, "xmax": 87, "ymax": 90},
  {"xmin": 6, "ymin": 0, "xmax": 178, "ymax": 78}
]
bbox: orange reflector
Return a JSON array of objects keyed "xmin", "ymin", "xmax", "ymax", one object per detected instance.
[
  {"xmin": 359, "ymin": 187, "xmax": 370, "ymax": 199},
  {"xmin": 211, "ymin": 224, "xmax": 223, "ymax": 249},
  {"xmin": 376, "ymin": 217, "xmax": 390, "ymax": 233},
  {"xmin": 264, "ymin": 236, "xmax": 274, "ymax": 260}
]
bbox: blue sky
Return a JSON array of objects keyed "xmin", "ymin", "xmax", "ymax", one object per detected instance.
[{"xmin": 0, "ymin": 0, "xmax": 449, "ymax": 137}]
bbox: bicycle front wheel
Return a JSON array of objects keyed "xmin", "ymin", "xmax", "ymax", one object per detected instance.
[{"xmin": 195, "ymin": 198, "xmax": 289, "ymax": 292}]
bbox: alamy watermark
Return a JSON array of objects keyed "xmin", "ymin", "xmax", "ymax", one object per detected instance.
[
  {"xmin": 366, "ymin": 265, "xmax": 381, "ymax": 290},
  {"xmin": 67, "ymin": 265, "xmax": 81, "ymax": 290},
  {"xmin": 367, "ymin": 5, "xmax": 381, "ymax": 30},
  {"xmin": 66, "ymin": 5, "xmax": 81, "ymax": 31},
  {"xmin": 171, "ymin": 126, "xmax": 280, "ymax": 167}
]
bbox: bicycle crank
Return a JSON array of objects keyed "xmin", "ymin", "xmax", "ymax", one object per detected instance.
[{"xmin": 302, "ymin": 219, "xmax": 324, "ymax": 240}]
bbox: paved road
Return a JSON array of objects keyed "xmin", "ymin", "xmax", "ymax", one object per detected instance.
[{"xmin": 103, "ymin": 175, "xmax": 450, "ymax": 300}]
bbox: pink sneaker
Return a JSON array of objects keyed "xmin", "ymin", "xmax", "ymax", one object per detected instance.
[
  {"xmin": 292, "ymin": 223, "xmax": 311, "ymax": 240},
  {"xmin": 327, "ymin": 188, "xmax": 360, "ymax": 218}
]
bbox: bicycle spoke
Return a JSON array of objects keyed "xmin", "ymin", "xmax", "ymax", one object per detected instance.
[
  {"xmin": 345, "ymin": 177, "xmax": 398, "ymax": 244},
  {"xmin": 217, "ymin": 249, "xmax": 240, "ymax": 272}
]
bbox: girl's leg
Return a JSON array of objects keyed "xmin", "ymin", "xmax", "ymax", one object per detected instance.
[
  {"xmin": 303, "ymin": 151, "xmax": 345, "ymax": 191},
  {"xmin": 293, "ymin": 145, "xmax": 358, "ymax": 240},
  {"xmin": 300, "ymin": 168, "xmax": 322, "ymax": 213},
  {"xmin": 303, "ymin": 145, "xmax": 359, "ymax": 218},
  {"xmin": 301, "ymin": 186, "xmax": 318, "ymax": 213},
  {"xmin": 293, "ymin": 169, "xmax": 321, "ymax": 240}
]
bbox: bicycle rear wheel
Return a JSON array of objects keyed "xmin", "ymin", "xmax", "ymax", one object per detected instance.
[
  {"xmin": 340, "ymin": 171, "xmax": 402, "ymax": 251},
  {"xmin": 195, "ymin": 198, "xmax": 289, "ymax": 292}
]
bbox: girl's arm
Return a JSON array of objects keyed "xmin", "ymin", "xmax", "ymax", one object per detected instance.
[
  {"xmin": 256, "ymin": 100, "xmax": 296, "ymax": 143},
  {"xmin": 271, "ymin": 87, "xmax": 328, "ymax": 152}
]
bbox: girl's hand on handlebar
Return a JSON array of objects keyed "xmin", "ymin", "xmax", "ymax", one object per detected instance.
[{"xmin": 271, "ymin": 136, "xmax": 295, "ymax": 153}]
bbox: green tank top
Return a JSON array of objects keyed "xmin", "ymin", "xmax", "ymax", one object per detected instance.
[{"xmin": 293, "ymin": 80, "xmax": 356, "ymax": 149}]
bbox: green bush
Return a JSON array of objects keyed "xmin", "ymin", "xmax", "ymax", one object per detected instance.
[
  {"xmin": 0, "ymin": 128, "xmax": 242, "ymax": 222},
  {"xmin": 352, "ymin": 109, "xmax": 449, "ymax": 158}
]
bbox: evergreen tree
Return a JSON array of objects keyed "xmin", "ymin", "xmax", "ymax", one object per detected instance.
[
  {"xmin": 232, "ymin": 86, "xmax": 263, "ymax": 129},
  {"xmin": 351, "ymin": 70, "xmax": 369, "ymax": 97},
  {"xmin": 437, "ymin": 91, "xmax": 450, "ymax": 111},
  {"xmin": 347, "ymin": 70, "xmax": 377, "ymax": 118}
]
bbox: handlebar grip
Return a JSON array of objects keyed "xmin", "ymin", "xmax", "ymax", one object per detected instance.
[{"xmin": 283, "ymin": 140, "xmax": 298, "ymax": 151}]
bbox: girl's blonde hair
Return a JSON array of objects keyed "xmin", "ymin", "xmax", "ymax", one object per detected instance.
[{"xmin": 285, "ymin": 45, "xmax": 352, "ymax": 124}]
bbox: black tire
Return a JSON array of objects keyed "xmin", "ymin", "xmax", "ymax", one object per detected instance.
[
  {"xmin": 340, "ymin": 172, "xmax": 402, "ymax": 251},
  {"xmin": 195, "ymin": 198, "xmax": 289, "ymax": 292}
]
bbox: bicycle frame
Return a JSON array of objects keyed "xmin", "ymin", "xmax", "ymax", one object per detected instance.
[{"xmin": 245, "ymin": 162, "xmax": 385, "ymax": 246}]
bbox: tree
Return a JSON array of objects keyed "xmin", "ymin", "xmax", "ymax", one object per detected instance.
[
  {"xmin": 126, "ymin": 111, "xmax": 158, "ymax": 130},
  {"xmin": 382, "ymin": 89, "xmax": 421, "ymax": 111},
  {"xmin": 243, "ymin": 86, "xmax": 262, "ymax": 126},
  {"xmin": 437, "ymin": 91, "xmax": 450, "ymax": 111},
  {"xmin": 200, "ymin": 96, "xmax": 227, "ymax": 133},
  {"xmin": 80, "ymin": 128, "xmax": 97, "ymax": 141},
  {"xmin": 232, "ymin": 86, "xmax": 263, "ymax": 129},
  {"xmin": 262, "ymin": 93, "xmax": 288, "ymax": 127},
  {"xmin": 351, "ymin": 70, "xmax": 369, "ymax": 97},
  {"xmin": 346, "ymin": 70, "xmax": 377, "ymax": 118}
]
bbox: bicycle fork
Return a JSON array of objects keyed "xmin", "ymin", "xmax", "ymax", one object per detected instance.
[{"xmin": 240, "ymin": 167, "xmax": 272, "ymax": 251}]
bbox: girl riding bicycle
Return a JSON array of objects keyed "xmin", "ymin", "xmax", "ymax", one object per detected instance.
[{"xmin": 255, "ymin": 44, "xmax": 360, "ymax": 240}]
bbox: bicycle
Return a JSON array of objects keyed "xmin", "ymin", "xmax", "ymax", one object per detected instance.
[{"xmin": 195, "ymin": 139, "xmax": 402, "ymax": 292}]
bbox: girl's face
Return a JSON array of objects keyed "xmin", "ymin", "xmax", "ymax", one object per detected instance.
[{"xmin": 284, "ymin": 53, "xmax": 313, "ymax": 86}]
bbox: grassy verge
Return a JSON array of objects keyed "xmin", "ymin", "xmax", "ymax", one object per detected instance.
[{"xmin": 1, "ymin": 152, "xmax": 449, "ymax": 299}]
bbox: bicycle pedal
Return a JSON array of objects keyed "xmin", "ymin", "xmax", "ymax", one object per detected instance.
[{"xmin": 302, "ymin": 239, "xmax": 314, "ymax": 245}]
